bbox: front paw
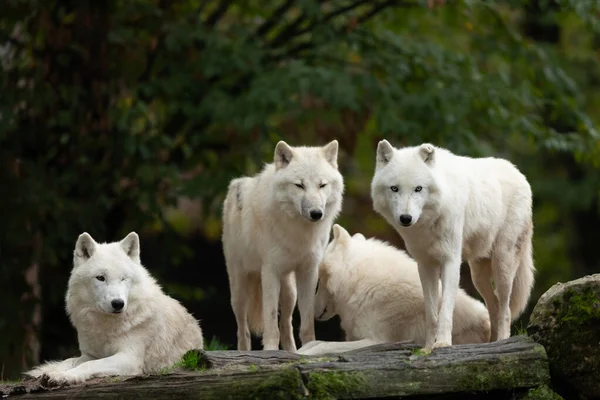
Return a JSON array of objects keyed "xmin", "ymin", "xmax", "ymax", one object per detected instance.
[
  {"xmin": 432, "ymin": 341, "xmax": 451, "ymax": 349},
  {"xmin": 42, "ymin": 371, "xmax": 86, "ymax": 387}
]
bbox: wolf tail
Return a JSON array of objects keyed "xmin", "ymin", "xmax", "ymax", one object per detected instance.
[
  {"xmin": 247, "ymin": 274, "xmax": 264, "ymax": 335},
  {"xmin": 510, "ymin": 221, "xmax": 536, "ymax": 319}
]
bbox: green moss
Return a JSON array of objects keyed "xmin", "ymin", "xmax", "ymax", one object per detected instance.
[
  {"xmin": 247, "ymin": 368, "xmax": 306, "ymax": 400},
  {"xmin": 557, "ymin": 287, "xmax": 600, "ymax": 325},
  {"xmin": 521, "ymin": 385, "xmax": 564, "ymax": 400},
  {"xmin": 455, "ymin": 358, "xmax": 550, "ymax": 392},
  {"xmin": 305, "ymin": 370, "xmax": 369, "ymax": 400}
]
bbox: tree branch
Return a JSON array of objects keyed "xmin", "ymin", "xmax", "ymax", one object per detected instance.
[
  {"xmin": 255, "ymin": 0, "xmax": 296, "ymax": 38},
  {"xmin": 205, "ymin": 0, "xmax": 232, "ymax": 28},
  {"xmin": 293, "ymin": 0, "xmax": 371, "ymax": 38},
  {"xmin": 269, "ymin": 9, "xmax": 311, "ymax": 48}
]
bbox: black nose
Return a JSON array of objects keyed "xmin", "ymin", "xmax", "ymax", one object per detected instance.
[
  {"xmin": 399, "ymin": 214, "xmax": 412, "ymax": 226},
  {"xmin": 111, "ymin": 299, "xmax": 124, "ymax": 311},
  {"xmin": 310, "ymin": 210, "xmax": 323, "ymax": 221}
]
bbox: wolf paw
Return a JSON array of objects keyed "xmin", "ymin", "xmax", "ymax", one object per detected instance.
[
  {"xmin": 432, "ymin": 341, "xmax": 451, "ymax": 349},
  {"xmin": 41, "ymin": 371, "xmax": 85, "ymax": 387}
]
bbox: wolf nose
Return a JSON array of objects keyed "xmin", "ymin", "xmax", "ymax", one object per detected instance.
[
  {"xmin": 399, "ymin": 214, "xmax": 412, "ymax": 226},
  {"xmin": 310, "ymin": 210, "xmax": 323, "ymax": 221},
  {"xmin": 111, "ymin": 299, "xmax": 124, "ymax": 311}
]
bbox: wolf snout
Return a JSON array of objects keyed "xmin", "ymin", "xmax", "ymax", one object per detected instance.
[
  {"xmin": 309, "ymin": 209, "xmax": 324, "ymax": 221},
  {"xmin": 111, "ymin": 299, "xmax": 125, "ymax": 313},
  {"xmin": 399, "ymin": 214, "xmax": 413, "ymax": 226}
]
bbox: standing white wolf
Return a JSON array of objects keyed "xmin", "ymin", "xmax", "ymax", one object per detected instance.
[
  {"xmin": 298, "ymin": 224, "xmax": 490, "ymax": 356},
  {"xmin": 370, "ymin": 140, "xmax": 534, "ymax": 350},
  {"xmin": 25, "ymin": 232, "xmax": 204, "ymax": 385},
  {"xmin": 222, "ymin": 140, "xmax": 344, "ymax": 351}
]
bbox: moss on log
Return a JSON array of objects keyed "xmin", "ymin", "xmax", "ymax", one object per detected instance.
[{"xmin": 1, "ymin": 336, "xmax": 550, "ymax": 399}]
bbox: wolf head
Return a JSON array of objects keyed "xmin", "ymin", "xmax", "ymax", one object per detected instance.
[
  {"xmin": 370, "ymin": 140, "xmax": 441, "ymax": 228},
  {"xmin": 272, "ymin": 140, "xmax": 344, "ymax": 222},
  {"xmin": 67, "ymin": 232, "xmax": 146, "ymax": 316},
  {"xmin": 314, "ymin": 224, "xmax": 361, "ymax": 321}
]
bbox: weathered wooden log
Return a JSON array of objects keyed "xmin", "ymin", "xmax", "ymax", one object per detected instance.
[{"xmin": 0, "ymin": 336, "xmax": 550, "ymax": 399}]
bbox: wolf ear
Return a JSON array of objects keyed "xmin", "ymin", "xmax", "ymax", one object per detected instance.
[
  {"xmin": 376, "ymin": 140, "xmax": 394, "ymax": 168},
  {"xmin": 120, "ymin": 232, "xmax": 140, "ymax": 262},
  {"xmin": 322, "ymin": 140, "xmax": 339, "ymax": 169},
  {"xmin": 332, "ymin": 224, "xmax": 351, "ymax": 245},
  {"xmin": 274, "ymin": 141, "xmax": 294, "ymax": 170},
  {"xmin": 418, "ymin": 143, "xmax": 435, "ymax": 164},
  {"xmin": 74, "ymin": 232, "xmax": 96, "ymax": 267}
]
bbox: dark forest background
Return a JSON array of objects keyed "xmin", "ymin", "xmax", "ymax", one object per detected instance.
[{"xmin": 2, "ymin": 0, "xmax": 600, "ymax": 380}]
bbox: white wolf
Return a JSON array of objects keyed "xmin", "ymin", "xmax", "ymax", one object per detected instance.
[
  {"xmin": 297, "ymin": 224, "xmax": 490, "ymax": 356},
  {"xmin": 222, "ymin": 140, "xmax": 344, "ymax": 351},
  {"xmin": 25, "ymin": 232, "xmax": 204, "ymax": 385},
  {"xmin": 370, "ymin": 140, "xmax": 535, "ymax": 350}
]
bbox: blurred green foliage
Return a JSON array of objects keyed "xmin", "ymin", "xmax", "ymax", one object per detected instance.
[{"xmin": 1, "ymin": 0, "xmax": 600, "ymax": 380}]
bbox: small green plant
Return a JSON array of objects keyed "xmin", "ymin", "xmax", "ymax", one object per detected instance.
[
  {"xmin": 514, "ymin": 322, "xmax": 529, "ymax": 336},
  {"xmin": 176, "ymin": 349, "xmax": 207, "ymax": 372},
  {"xmin": 204, "ymin": 336, "xmax": 230, "ymax": 351},
  {"xmin": 411, "ymin": 347, "xmax": 431, "ymax": 357},
  {"xmin": 248, "ymin": 364, "xmax": 258, "ymax": 372}
]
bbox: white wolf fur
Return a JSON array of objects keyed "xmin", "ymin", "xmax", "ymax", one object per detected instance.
[
  {"xmin": 25, "ymin": 232, "xmax": 204, "ymax": 385},
  {"xmin": 222, "ymin": 140, "xmax": 344, "ymax": 351},
  {"xmin": 370, "ymin": 140, "xmax": 535, "ymax": 349},
  {"xmin": 297, "ymin": 224, "xmax": 490, "ymax": 356}
]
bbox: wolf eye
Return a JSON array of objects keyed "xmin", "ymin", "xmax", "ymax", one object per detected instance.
[
  {"xmin": 96, "ymin": 276, "xmax": 105, "ymax": 282},
  {"xmin": 415, "ymin": 186, "xmax": 423, "ymax": 193},
  {"xmin": 319, "ymin": 183, "xmax": 327, "ymax": 189},
  {"xmin": 390, "ymin": 186, "xmax": 399, "ymax": 192},
  {"xmin": 294, "ymin": 183, "xmax": 305, "ymax": 189}
]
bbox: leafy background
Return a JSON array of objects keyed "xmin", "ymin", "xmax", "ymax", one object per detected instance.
[{"xmin": 1, "ymin": 0, "xmax": 600, "ymax": 380}]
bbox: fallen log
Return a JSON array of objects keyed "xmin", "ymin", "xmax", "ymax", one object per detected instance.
[{"xmin": 0, "ymin": 336, "xmax": 551, "ymax": 399}]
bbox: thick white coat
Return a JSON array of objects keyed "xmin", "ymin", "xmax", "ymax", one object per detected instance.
[
  {"xmin": 298, "ymin": 225, "xmax": 490, "ymax": 356},
  {"xmin": 370, "ymin": 141, "xmax": 534, "ymax": 349},
  {"xmin": 222, "ymin": 140, "xmax": 344, "ymax": 351},
  {"xmin": 25, "ymin": 232, "xmax": 204, "ymax": 384}
]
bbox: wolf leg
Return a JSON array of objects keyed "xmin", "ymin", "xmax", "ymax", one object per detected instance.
[
  {"xmin": 230, "ymin": 272, "xmax": 252, "ymax": 351},
  {"xmin": 24, "ymin": 355, "xmax": 92, "ymax": 379},
  {"xmin": 296, "ymin": 263, "xmax": 318, "ymax": 346},
  {"xmin": 279, "ymin": 272, "xmax": 297, "ymax": 352},
  {"xmin": 261, "ymin": 266, "xmax": 281, "ymax": 350},
  {"xmin": 435, "ymin": 255, "xmax": 462, "ymax": 348},
  {"xmin": 469, "ymin": 257, "xmax": 499, "ymax": 341},
  {"xmin": 418, "ymin": 263, "xmax": 440, "ymax": 349},
  {"xmin": 43, "ymin": 352, "xmax": 142, "ymax": 385}
]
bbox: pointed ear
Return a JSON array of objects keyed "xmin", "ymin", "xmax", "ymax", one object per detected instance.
[
  {"xmin": 274, "ymin": 141, "xmax": 294, "ymax": 170},
  {"xmin": 332, "ymin": 224, "xmax": 351, "ymax": 245},
  {"xmin": 120, "ymin": 232, "xmax": 140, "ymax": 262},
  {"xmin": 376, "ymin": 140, "xmax": 394, "ymax": 168},
  {"xmin": 418, "ymin": 143, "xmax": 435, "ymax": 164},
  {"xmin": 322, "ymin": 140, "xmax": 339, "ymax": 169},
  {"xmin": 74, "ymin": 232, "xmax": 96, "ymax": 267}
]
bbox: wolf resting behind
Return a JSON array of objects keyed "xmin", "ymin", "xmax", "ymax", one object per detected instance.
[
  {"xmin": 298, "ymin": 224, "xmax": 490, "ymax": 356},
  {"xmin": 222, "ymin": 140, "xmax": 344, "ymax": 351},
  {"xmin": 25, "ymin": 232, "xmax": 204, "ymax": 385},
  {"xmin": 370, "ymin": 140, "xmax": 535, "ymax": 349}
]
